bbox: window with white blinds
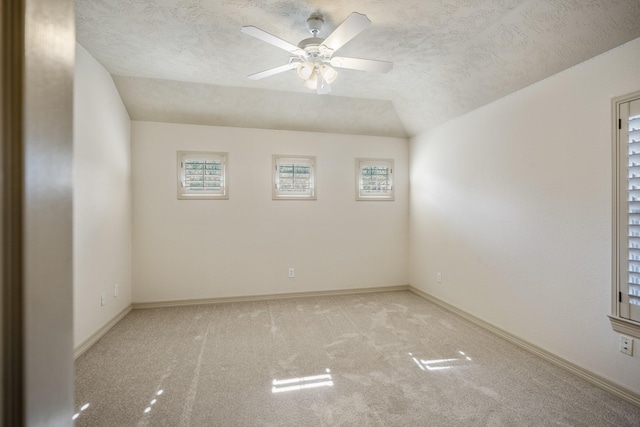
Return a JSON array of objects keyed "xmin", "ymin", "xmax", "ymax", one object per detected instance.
[
  {"xmin": 272, "ymin": 155, "xmax": 316, "ymax": 200},
  {"xmin": 613, "ymin": 92, "xmax": 640, "ymax": 334},
  {"xmin": 356, "ymin": 158, "xmax": 394, "ymax": 201},
  {"xmin": 177, "ymin": 151, "xmax": 228, "ymax": 200}
]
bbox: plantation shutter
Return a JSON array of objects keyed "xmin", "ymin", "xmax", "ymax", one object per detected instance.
[
  {"xmin": 356, "ymin": 158, "xmax": 394, "ymax": 200},
  {"xmin": 177, "ymin": 152, "xmax": 228, "ymax": 199},
  {"xmin": 274, "ymin": 157, "xmax": 315, "ymax": 198},
  {"xmin": 359, "ymin": 161, "xmax": 393, "ymax": 196},
  {"xmin": 621, "ymin": 97, "xmax": 640, "ymax": 322}
]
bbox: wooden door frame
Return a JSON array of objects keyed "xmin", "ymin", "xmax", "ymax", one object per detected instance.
[
  {"xmin": 2, "ymin": 0, "xmax": 74, "ymax": 424},
  {"xmin": 2, "ymin": 0, "xmax": 26, "ymax": 423}
]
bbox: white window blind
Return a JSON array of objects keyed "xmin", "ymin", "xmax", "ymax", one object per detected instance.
[
  {"xmin": 177, "ymin": 152, "xmax": 228, "ymax": 200},
  {"xmin": 356, "ymin": 158, "xmax": 394, "ymax": 201},
  {"xmin": 273, "ymin": 155, "xmax": 316, "ymax": 200},
  {"xmin": 619, "ymin": 97, "xmax": 640, "ymax": 322}
]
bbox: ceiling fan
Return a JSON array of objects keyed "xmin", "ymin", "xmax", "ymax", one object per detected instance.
[{"xmin": 241, "ymin": 12, "xmax": 393, "ymax": 95}]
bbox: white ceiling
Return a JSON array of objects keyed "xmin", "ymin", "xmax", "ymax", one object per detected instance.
[{"xmin": 76, "ymin": 0, "xmax": 640, "ymax": 138}]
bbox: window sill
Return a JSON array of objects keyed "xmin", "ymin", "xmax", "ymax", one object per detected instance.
[
  {"xmin": 272, "ymin": 195, "xmax": 316, "ymax": 200},
  {"xmin": 609, "ymin": 315, "xmax": 640, "ymax": 339},
  {"xmin": 177, "ymin": 195, "xmax": 229, "ymax": 200}
]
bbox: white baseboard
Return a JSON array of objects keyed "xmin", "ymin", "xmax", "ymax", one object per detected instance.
[
  {"xmin": 408, "ymin": 286, "xmax": 640, "ymax": 408},
  {"xmin": 74, "ymin": 305, "xmax": 132, "ymax": 360},
  {"xmin": 132, "ymin": 285, "xmax": 410, "ymax": 309}
]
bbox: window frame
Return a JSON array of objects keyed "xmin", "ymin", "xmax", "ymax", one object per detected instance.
[
  {"xmin": 611, "ymin": 90, "xmax": 640, "ymax": 339},
  {"xmin": 177, "ymin": 151, "xmax": 229, "ymax": 200},
  {"xmin": 272, "ymin": 154, "xmax": 317, "ymax": 200},
  {"xmin": 355, "ymin": 158, "xmax": 395, "ymax": 201}
]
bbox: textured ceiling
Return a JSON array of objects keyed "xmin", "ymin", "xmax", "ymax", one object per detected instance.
[{"xmin": 76, "ymin": 0, "xmax": 640, "ymax": 137}]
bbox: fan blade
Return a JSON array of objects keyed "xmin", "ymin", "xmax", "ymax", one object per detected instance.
[
  {"xmin": 322, "ymin": 12, "xmax": 371, "ymax": 52},
  {"xmin": 248, "ymin": 62, "xmax": 298, "ymax": 80},
  {"xmin": 317, "ymin": 73, "xmax": 331, "ymax": 95},
  {"xmin": 241, "ymin": 26, "xmax": 301, "ymax": 53},
  {"xmin": 330, "ymin": 57, "xmax": 393, "ymax": 73}
]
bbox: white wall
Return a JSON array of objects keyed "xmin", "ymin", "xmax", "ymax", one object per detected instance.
[
  {"xmin": 410, "ymin": 38, "xmax": 640, "ymax": 392},
  {"xmin": 74, "ymin": 44, "xmax": 132, "ymax": 348},
  {"xmin": 132, "ymin": 122, "xmax": 409, "ymax": 303}
]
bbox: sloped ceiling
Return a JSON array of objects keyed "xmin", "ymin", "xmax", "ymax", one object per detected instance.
[{"xmin": 76, "ymin": 0, "xmax": 640, "ymax": 138}]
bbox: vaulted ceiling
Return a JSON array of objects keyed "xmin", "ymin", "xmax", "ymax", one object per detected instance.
[{"xmin": 76, "ymin": 0, "xmax": 640, "ymax": 138}]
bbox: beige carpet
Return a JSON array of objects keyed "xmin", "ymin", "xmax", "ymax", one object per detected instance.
[{"xmin": 74, "ymin": 291, "xmax": 640, "ymax": 426}]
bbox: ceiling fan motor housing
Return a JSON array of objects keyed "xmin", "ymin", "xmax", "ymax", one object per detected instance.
[{"xmin": 297, "ymin": 38, "xmax": 333, "ymax": 58}]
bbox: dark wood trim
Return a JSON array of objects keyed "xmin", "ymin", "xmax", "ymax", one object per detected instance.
[{"xmin": 1, "ymin": 0, "xmax": 25, "ymax": 425}]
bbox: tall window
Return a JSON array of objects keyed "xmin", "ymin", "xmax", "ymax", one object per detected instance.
[
  {"xmin": 177, "ymin": 151, "xmax": 228, "ymax": 200},
  {"xmin": 612, "ymin": 91, "xmax": 640, "ymax": 338},
  {"xmin": 356, "ymin": 158, "xmax": 394, "ymax": 201},
  {"xmin": 272, "ymin": 155, "xmax": 316, "ymax": 200}
]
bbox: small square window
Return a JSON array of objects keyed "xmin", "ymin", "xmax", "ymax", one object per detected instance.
[
  {"xmin": 356, "ymin": 158, "xmax": 394, "ymax": 201},
  {"xmin": 273, "ymin": 155, "xmax": 316, "ymax": 200},
  {"xmin": 177, "ymin": 151, "xmax": 228, "ymax": 200}
]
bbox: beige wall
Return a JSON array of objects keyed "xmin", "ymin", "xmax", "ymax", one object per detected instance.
[
  {"xmin": 410, "ymin": 38, "xmax": 640, "ymax": 392},
  {"xmin": 132, "ymin": 122, "xmax": 409, "ymax": 303},
  {"xmin": 74, "ymin": 44, "xmax": 132, "ymax": 348}
]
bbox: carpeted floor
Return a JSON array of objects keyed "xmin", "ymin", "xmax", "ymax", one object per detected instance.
[{"xmin": 74, "ymin": 291, "xmax": 640, "ymax": 426}]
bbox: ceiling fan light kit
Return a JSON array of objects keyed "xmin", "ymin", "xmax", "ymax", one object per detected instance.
[
  {"xmin": 241, "ymin": 12, "xmax": 393, "ymax": 95},
  {"xmin": 320, "ymin": 64, "xmax": 338, "ymax": 83},
  {"xmin": 296, "ymin": 61, "xmax": 315, "ymax": 80}
]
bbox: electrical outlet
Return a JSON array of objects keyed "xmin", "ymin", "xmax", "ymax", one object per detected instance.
[
  {"xmin": 100, "ymin": 292, "xmax": 106, "ymax": 307},
  {"xmin": 288, "ymin": 268, "xmax": 295, "ymax": 278},
  {"xmin": 436, "ymin": 272, "xmax": 442, "ymax": 284},
  {"xmin": 620, "ymin": 335, "xmax": 634, "ymax": 356},
  {"xmin": 114, "ymin": 284, "xmax": 119, "ymax": 297}
]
